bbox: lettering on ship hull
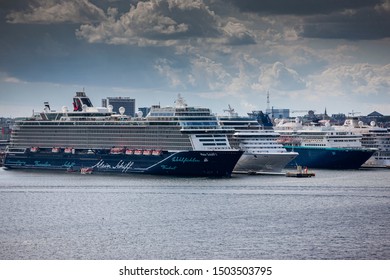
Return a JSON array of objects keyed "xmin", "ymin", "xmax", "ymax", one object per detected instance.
[
  {"xmin": 92, "ymin": 160, "xmax": 135, "ymax": 173},
  {"xmin": 171, "ymin": 157, "xmax": 200, "ymax": 163}
]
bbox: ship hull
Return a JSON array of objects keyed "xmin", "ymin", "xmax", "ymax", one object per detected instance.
[
  {"xmin": 362, "ymin": 151, "xmax": 390, "ymax": 168},
  {"xmin": 283, "ymin": 146, "xmax": 376, "ymax": 169},
  {"xmin": 233, "ymin": 152, "xmax": 298, "ymax": 173},
  {"xmin": 4, "ymin": 149, "xmax": 243, "ymax": 177}
]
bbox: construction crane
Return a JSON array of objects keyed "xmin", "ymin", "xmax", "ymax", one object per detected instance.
[
  {"xmin": 223, "ymin": 104, "xmax": 238, "ymax": 117},
  {"xmin": 348, "ymin": 110, "xmax": 361, "ymax": 117}
]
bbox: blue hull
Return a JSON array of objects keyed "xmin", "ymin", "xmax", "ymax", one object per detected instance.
[
  {"xmin": 284, "ymin": 146, "xmax": 375, "ymax": 169},
  {"xmin": 4, "ymin": 150, "xmax": 243, "ymax": 177}
]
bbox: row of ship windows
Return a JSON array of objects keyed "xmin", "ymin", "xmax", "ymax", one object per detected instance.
[
  {"xmin": 332, "ymin": 139, "xmax": 362, "ymax": 142},
  {"xmin": 245, "ymin": 146, "xmax": 284, "ymax": 149},
  {"xmin": 12, "ymin": 133, "xmax": 187, "ymax": 138},
  {"xmin": 16, "ymin": 128, "xmax": 186, "ymax": 134},
  {"xmin": 12, "ymin": 138, "xmax": 192, "ymax": 143},
  {"xmin": 305, "ymin": 144, "xmax": 326, "ymax": 147},
  {"xmin": 199, "ymin": 139, "xmax": 226, "ymax": 142},
  {"xmin": 239, "ymin": 139, "xmax": 280, "ymax": 143}
]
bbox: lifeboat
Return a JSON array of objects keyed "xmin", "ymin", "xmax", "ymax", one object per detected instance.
[
  {"xmin": 30, "ymin": 147, "xmax": 39, "ymax": 153},
  {"xmin": 125, "ymin": 149, "xmax": 134, "ymax": 155},
  {"xmin": 64, "ymin": 147, "xmax": 73, "ymax": 154},
  {"xmin": 52, "ymin": 147, "xmax": 61, "ymax": 153},
  {"xmin": 110, "ymin": 147, "xmax": 124, "ymax": 154},
  {"xmin": 152, "ymin": 150, "xmax": 162, "ymax": 156},
  {"xmin": 134, "ymin": 149, "xmax": 143, "ymax": 155},
  {"xmin": 143, "ymin": 149, "xmax": 152, "ymax": 155},
  {"xmin": 80, "ymin": 167, "xmax": 93, "ymax": 174}
]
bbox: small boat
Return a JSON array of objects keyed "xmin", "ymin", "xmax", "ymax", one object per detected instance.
[
  {"xmin": 64, "ymin": 147, "xmax": 73, "ymax": 154},
  {"xmin": 286, "ymin": 166, "xmax": 315, "ymax": 178},
  {"xmin": 143, "ymin": 149, "xmax": 152, "ymax": 155},
  {"xmin": 125, "ymin": 149, "xmax": 134, "ymax": 155},
  {"xmin": 134, "ymin": 149, "xmax": 143, "ymax": 155},
  {"xmin": 152, "ymin": 149, "xmax": 162, "ymax": 156},
  {"xmin": 80, "ymin": 167, "xmax": 93, "ymax": 174}
]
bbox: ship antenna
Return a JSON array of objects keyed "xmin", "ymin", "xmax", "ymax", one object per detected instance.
[{"xmin": 266, "ymin": 90, "xmax": 270, "ymax": 111}]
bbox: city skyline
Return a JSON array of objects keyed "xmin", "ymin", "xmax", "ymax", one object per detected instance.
[{"xmin": 1, "ymin": 0, "xmax": 390, "ymax": 117}]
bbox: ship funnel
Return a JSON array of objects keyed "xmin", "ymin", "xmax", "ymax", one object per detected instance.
[
  {"xmin": 73, "ymin": 91, "xmax": 93, "ymax": 111},
  {"xmin": 44, "ymin": 101, "xmax": 51, "ymax": 111}
]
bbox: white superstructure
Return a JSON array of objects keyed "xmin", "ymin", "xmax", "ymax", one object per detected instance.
[
  {"xmin": 218, "ymin": 107, "xmax": 298, "ymax": 173},
  {"xmin": 333, "ymin": 118, "xmax": 390, "ymax": 167},
  {"xmin": 274, "ymin": 118, "xmax": 364, "ymax": 148}
]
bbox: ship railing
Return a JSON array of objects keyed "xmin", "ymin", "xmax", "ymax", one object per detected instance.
[
  {"xmin": 180, "ymin": 128, "xmax": 235, "ymax": 134},
  {"xmin": 6, "ymin": 147, "xmax": 27, "ymax": 154}
]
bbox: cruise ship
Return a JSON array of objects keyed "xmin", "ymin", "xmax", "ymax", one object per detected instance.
[
  {"xmin": 218, "ymin": 106, "xmax": 298, "ymax": 174},
  {"xmin": 4, "ymin": 92, "xmax": 243, "ymax": 177},
  {"xmin": 333, "ymin": 118, "xmax": 390, "ymax": 167},
  {"xmin": 274, "ymin": 118, "xmax": 376, "ymax": 169}
]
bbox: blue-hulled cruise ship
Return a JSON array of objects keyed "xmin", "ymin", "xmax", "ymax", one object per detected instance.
[
  {"xmin": 4, "ymin": 92, "xmax": 243, "ymax": 177},
  {"xmin": 274, "ymin": 118, "xmax": 376, "ymax": 169}
]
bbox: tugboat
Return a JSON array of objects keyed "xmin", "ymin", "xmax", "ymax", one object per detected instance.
[{"xmin": 286, "ymin": 166, "xmax": 315, "ymax": 177}]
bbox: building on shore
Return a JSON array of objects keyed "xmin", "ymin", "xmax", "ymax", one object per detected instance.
[{"xmin": 102, "ymin": 97, "xmax": 136, "ymax": 117}]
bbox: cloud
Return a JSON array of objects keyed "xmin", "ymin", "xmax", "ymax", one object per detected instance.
[
  {"xmin": 189, "ymin": 55, "xmax": 232, "ymax": 91},
  {"xmin": 310, "ymin": 63, "xmax": 390, "ymax": 96},
  {"xmin": 222, "ymin": 21, "xmax": 256, "ymax": 45},
  {"xmin": 6, "ymin": 0, "xmax": 106, "ymax": 24},
  {"xmin": 375, "ymin": 0, "xmax": 390, "ymax": 12},
  {"xmin": 154, "ymin": 58, "xmax": 186, "ymax": 88},
  {"xmin": 256, "ymin": 62, "xmax": 307, "ymax": 91},
  {"xmin": 227, "ymin": 0, "xmax": 390, "ymax": 40},
  {"xmin": 76, "ymin": 0, "xmax": 222, "ymax": 46},
  {"xmin": 302, "ymin": 5, "xmax": 390, "ymax": 40},
  {"xmin": 0, "ymin": 72, "xmax": 25, "ymax": 84},
  {"xmin": 228, "ymin": 0, "xmax": 381, "ymax": 15}
]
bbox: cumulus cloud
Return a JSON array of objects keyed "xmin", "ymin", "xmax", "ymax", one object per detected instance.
[
  {"xmin": 189, "ymin": 55, "xmax": 232, "ymax": 90},
  {"xmin": 310, "ymin": 63, "xmax": 390, "ymax": 96},
  {"xmin": 76, "ymin": 0, "xmax": 222, "ymax": 46},
  {"xmin": 256, "ymin": 62, "xmax": 307, "ymax": 91},
  {"xmin": 6, "ymin": 0, "xmax": 106, "ymax": 24},
  {"xmin": 154, "ymin": 58, "xmax": 185, "ymax": 88},
  {"xmin": 222, "ymin": 21, "xmax": 256, "ymax": 45}
]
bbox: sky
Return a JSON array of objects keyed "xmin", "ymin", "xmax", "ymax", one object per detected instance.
[{"xmin": 0, "ymin": 0, "xmax": 390, "ymax": 118}]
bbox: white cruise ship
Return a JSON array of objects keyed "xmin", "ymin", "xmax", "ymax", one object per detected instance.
[
  {"xmin": 333, "ymin": 117, "xmax": 390, "ymax": 167},
  {"xmin": 218, "ymin": 106, "xmax": 298, "ymax": 174}
]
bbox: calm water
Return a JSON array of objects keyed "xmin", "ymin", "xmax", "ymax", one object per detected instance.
[{"xmin": 0, "ymin": 167, "xmax": 389, "ymax": 260}]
